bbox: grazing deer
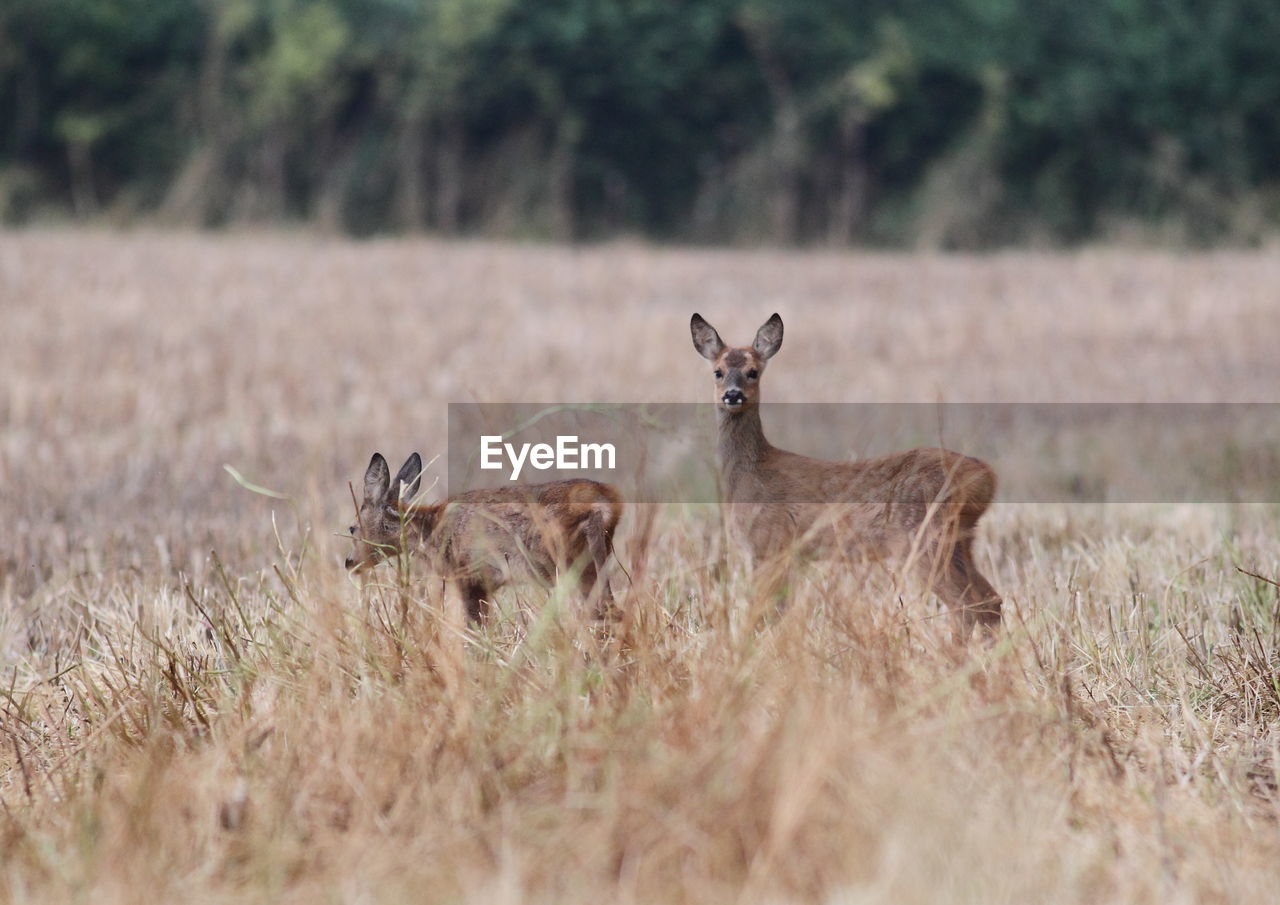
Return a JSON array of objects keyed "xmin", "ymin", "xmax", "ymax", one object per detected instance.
[
  {"xmin": 346, "ymin": 453, "xmax": 624, "ymax": 623},
  {"xmin": 690, "ymin": 313, "xmax": 1002, "ymax": 637}
]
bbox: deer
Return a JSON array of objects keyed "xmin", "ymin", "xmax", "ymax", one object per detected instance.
[
  {"xmin": 345, "ymin": 452, "xmax": 624, "ymax": 624},
  {"xmin": 689, "ymin": 313, "xmax": 1002, "ymax": 639}
]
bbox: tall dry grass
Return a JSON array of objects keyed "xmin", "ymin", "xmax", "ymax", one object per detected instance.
[{"xmin": 2, "ymin": 230, "xmax": 1280, "ymax": 903}]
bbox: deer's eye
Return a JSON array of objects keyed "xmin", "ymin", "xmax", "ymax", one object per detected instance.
[
  {"xmin": 746, "ymin": 369, "xmax": 759, "ymax": 380},
  {"xmin": 714, "ymin": 369, "xmax": 724, "ymax": 379}
]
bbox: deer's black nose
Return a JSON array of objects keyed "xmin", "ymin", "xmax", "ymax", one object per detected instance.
[
  {"xmin": 344, "ymin": 556, "xmax": 355, "ymax": 570},
  {"xmin": 722, "ymin": 389, "xmax": 746, "ymax": 407}
]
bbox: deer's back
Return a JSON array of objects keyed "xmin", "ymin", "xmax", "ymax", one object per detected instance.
[
  {"xmin": 725, "ymin": 446, "xmax": 996, "ymax": 560},
  {"xmin": 426, "ymin": 480, "xmax": 622, "ymax": 580}
]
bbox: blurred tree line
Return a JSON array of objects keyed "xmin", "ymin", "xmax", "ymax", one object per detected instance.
[{"xmin": 3, "ymin": 0, "xmax": 1279, "ymax": 246}]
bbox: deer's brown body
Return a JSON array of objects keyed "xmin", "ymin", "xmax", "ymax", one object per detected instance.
[
  {"xmin": 347, "ymin": 453, "xmax": 623, "ymax": 623},
  {"xmin": 692, "ymin": 313, "xmax": 1002, "ymax": 636}
]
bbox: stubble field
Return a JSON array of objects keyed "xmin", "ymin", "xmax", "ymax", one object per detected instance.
[{"xmin": 2, "ymin": 230, "xmax": 1280, "ymax": 904}]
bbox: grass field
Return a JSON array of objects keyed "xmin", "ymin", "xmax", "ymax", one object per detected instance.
[{"xmin": 3, "ymin": 230, "xmax": 1280, "ymax": 904}]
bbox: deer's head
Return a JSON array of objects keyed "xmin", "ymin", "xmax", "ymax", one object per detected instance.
[
  {"xmin": 690, "ymin": 313, "xmax": 783, "ymax": 413},
  {"xmin": 345, "ymin": 452, "xmax": 423, "ymax": 571}
]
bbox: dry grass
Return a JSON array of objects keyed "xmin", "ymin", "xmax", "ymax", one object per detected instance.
[{"xmin": 3, "ymin": 229, "xmax": 1280, "ymax": 904}]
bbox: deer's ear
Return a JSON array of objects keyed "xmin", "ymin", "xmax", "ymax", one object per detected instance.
[
  {"xmin": 363, "ymin": 453, "xmax": 391, "ymax": 503},
  {"xmin": 690, "ymin": 313, "xmax": 725, "ymax": 361},
  {"xmin": 393, "ymin": 453, "xmax": 423, "ymax": 503},
  {"xmin": 753, "ymin": 313, "xmax": 783, "ymax": 360}
]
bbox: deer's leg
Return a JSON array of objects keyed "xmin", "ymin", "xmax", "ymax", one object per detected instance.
[
  {"xmin": 923, "ymin": 537, "xmax": 1002, "ymax": 640},
  {"xmin": 459, "ymin": 580, "xmax": 490, "ymax": 625},
  {"xmin": 581, "ymin": 558, "xmax": 620, "ymax": 624},
  {"xmin": 747, "ymin": 548, "xmax": 795, "ymax": 615},
  {"xmin": 583, "ymin": 557, "xmax": 613, "ymax": 613},
  {"xmin": 736, "ymin": 508, "xmax": 798, "ymax": 614},
  {"xmin": 580, "ymin": 518, "xmax": 619, "ymax": 622}
]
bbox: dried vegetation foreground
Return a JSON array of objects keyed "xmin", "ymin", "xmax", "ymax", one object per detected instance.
[{"xmin": 3, "ymin": 231, "xmax": 1280, "ymax": 903}]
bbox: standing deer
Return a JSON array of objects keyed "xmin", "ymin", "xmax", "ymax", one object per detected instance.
[
  {"xmin": 690, "ymin": 313, "xmax": 1002, "ymax": 637},
  {"xmin": 345, "ymin": 452, "xmax": 623, "ymax": 623}
]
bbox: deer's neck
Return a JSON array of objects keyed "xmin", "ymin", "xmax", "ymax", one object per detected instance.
[
  {"xmin": 717, "ymin": 405, "xmax": 772, "ymax": 484},
  {"xmin": 400, "ymin": 504, "xmax": 442, "ymax": 545}
]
